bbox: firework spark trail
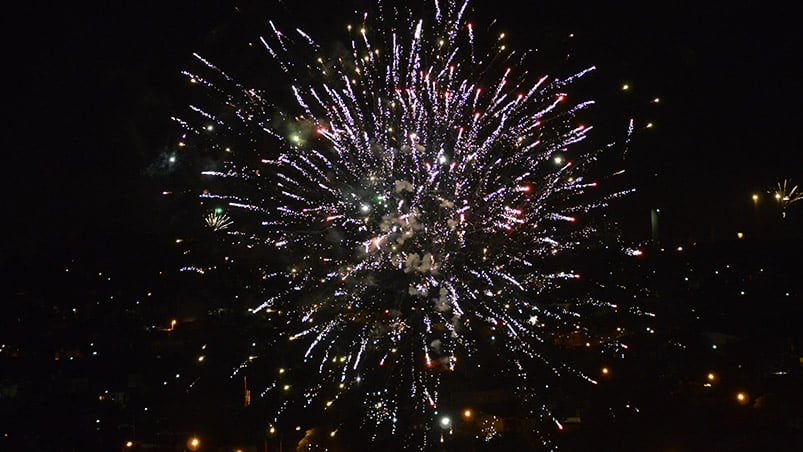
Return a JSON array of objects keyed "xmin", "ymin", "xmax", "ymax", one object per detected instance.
[{"xmin": 177, "ymin": 0, "xmax": 640, "ymax": 447}]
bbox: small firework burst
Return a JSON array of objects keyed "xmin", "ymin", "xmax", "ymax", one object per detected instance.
[{"xmin": 205, "ymin": 209, "xmax": 234, "ymax": 231}]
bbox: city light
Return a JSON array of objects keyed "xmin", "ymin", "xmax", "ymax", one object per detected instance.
[{"xmin": 187, "ymin": 437, "xmax": 201, "ymax": 451}]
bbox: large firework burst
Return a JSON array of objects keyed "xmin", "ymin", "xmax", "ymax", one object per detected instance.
[{"xmin": 175, "ymin": 0, "xmax": 638, "ymax": 448}]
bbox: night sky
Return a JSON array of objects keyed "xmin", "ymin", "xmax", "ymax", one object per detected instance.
[
  {"xmin": 3, "ymin": 2, "xmax": 803, "ymax": 450},
  {"xmin": 5, "ymin": 0, "xmax": 803, "ymax": 265}
]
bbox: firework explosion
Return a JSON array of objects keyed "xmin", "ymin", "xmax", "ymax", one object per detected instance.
[
  {"xmin": 175, "ymin": 0, "xmax": 639, "ymax": 447},
  {"xmin": 774, "ymin": 179, "xmax": 801, "ymax": 219},
  {"xmin": 205, "ymin": 209, "xmax": 234, "ymax": 231}
]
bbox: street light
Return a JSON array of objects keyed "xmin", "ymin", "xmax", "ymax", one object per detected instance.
[
  {"xmin": 266, "ymin": 425, "xmax": 284, "ymax": 452},
  {"xmin": 438, "ymin": 416, "xmax": 453, "ymax": 444},
  {"xmin": 187, "ymin": 436, "xmax": 201, "ymax": 451}
]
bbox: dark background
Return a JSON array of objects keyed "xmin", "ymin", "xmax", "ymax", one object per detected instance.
[
  {"xmin": 5, "ymin": 0, "xmax": 802, "ymax": 264},
  {"xmin": 2, "ymin": 2, "xmax": 803, "ymax": 450}
]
